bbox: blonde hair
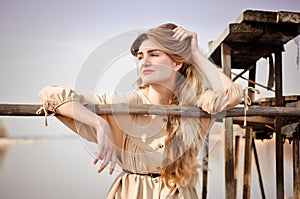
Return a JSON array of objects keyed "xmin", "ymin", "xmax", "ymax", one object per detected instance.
[{"xmin": 131, "ymin": 23, "xmax": 208, "ymax": 188}]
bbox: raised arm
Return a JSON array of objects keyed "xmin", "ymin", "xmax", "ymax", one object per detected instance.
[
  {"xmin": 172, "ymin": 27, "xmax": 244, "ymax": 114},
  {"xmin": 172, "ymin": 27, "xmax": 234, "ymax": 92}
]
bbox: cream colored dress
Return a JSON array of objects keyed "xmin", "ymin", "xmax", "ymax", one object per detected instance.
[{"xmin": 38, "ymin": 83, "xmax": 244, "ymax": 199}]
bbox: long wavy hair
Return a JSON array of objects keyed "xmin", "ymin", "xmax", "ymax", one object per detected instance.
[{"xmin": 131, "ymin": 23, "xmax": 208, "ymax": 188}]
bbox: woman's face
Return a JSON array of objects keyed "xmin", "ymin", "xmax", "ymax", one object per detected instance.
[{"xmin": 137, "ymin": 39, "xmax": 181, "ymax": 88}]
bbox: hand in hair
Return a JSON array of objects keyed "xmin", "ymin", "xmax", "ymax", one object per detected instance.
[
  {"xmin": 172, "ymin": 26, "xmax": 234, "ymax": 92},
  {"xmin": 172, "ymin": 26, "xmax": 199, "ymax": 54}
]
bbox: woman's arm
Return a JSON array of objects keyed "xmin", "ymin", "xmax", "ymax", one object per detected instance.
[
  {"xmin": 53, "ymin": 100, "xmax": 117, "ymax": 175},
  {"xmin": 172, "ymin": 27, "xmax": 234, "ymax": 92}
]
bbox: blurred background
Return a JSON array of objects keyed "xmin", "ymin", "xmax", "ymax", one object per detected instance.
[{"xmin": 0, "ymin": 0, "xmax": 299, "ymax": 198}]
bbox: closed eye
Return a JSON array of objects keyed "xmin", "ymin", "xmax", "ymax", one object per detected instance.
[{"xmin": 137, "ymin": 55, "xmax": 143, "ymax": 60}]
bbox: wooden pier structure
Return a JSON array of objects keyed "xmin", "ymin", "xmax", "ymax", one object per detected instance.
[
  {"xmin": 0, "ymin": 9, "xmax": 300, "ymax": 199},
  {"xmin": 207, "ymin": 10, "xmax": 300, "ymax": 199}
]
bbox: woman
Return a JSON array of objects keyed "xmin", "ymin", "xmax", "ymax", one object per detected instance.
[{"xmin": 38, "ymin": 23, "xmax": 244, "ymax": 198}]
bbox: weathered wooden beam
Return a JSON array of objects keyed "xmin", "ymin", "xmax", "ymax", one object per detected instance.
[
  {"xmin": 221, "ymin": 43, "xmax": 235, "ymax": 199},
  {"xmin": 231, "ymin": 71, "xmax": 275, "ymax": 92},
  {"xmin": 202, "ymin": 134, "xmax": 209, "ymax": 199},
  {"xmin": 1, "ymin": 104, "xmax": 300, "ymax": 118},
  {"xmin": 252, "ymin": 139, "xmax": 266, "ymax": 199},
  {"xmin": 235, "ymin": 10, "xmax": 300, "ymax": 24},
  {"xmin": 229, "ymin": 43, "xmax": 275, "ymax": 63},
  {"xmin": 243, "ymin": 127, "xmax": 253, "ymax": 199},
  {"xmin": 234, "ymin": 135, "xmax": 240, "ymax": 198},
  {"xmin": 209, "ymin": 23, "xmax": 299, "ymax": 63},
  {"xmin": 278, "ymin": 11, "xmax": 300, "ymax": 24},
  {"xmin": 235, "ymin": 10, "xmax": 278, "ymax": 24},
  {"xmin": 208, "ymin": 10, "xmax": 300, "ymax": 70},
  {"xmin": 275, "ymin": 48, "xmax": 284, "ymax": 199},
  {"xmin": 232, "ymin": 65, "xmax": 254, "ymax": 82},
  {"xmin": 243, "ymin": 66, "xmax": 256, "ymax": 199}
]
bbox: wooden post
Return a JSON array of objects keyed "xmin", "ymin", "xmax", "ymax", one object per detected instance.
[
  {"xmin": 234, "ymin": 135, "xmax": 240, "ymax": 197},
  {"xmin": 221, "ymin": 43, "xmax": 235, "ymax": 199},
  {"xmin": 252, "ymin": 139, "xmax": 266, "ymax": 199},
  {"xmin": 293, "ymin": 125, "xmax": 300, "ymax": 199},
  {"xmin": 202, "ymin": 134, "xmax": 209, "ymax": 199},
  {"xmin": 243, "ymin": 127, "xmax": 253, "ymax": 199},
  {"xmin": 274, "ymin": 49, "xmax": 284, "ymax": 199},
  {"xmin": 242, "ymin": 65, "xmax": 256, "ymax": 199}
]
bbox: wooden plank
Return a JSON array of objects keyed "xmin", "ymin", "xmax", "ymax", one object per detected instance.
[
  {"xmin": 221, "ymin": 43, "xmax": 235, "ymax": 199},
  {"xmin": 1, "ymin": 104, "xmax": 300, "ymax": 118},
  {"xmin": 229, "ymin": 43, "xmax": 272, "ymax": 60},
  {"xmin": 252, "ymin": 139, "xmax": 266, "ymax": 199},
  {"xmin": 256, "ymin": 95, "xmax": 300, "ymax": 106},
  {"xmin": 274, "ymin": 49, "xmax": 284, "ymax": 199},
  {"xmin": 234, "ymin": 135, "xmax": 240, "ymax": 198},
  {"xmin": 202, "ymin": 135, "xmax": 209, "ymax": 199},
  {"xmin": 235, "ymin": 10, "xmax": 300, "ymax": 24},
  {"xmin": 208, "ymin": 27, "xmax": 230, "ymax": 61},
  {"xmin": 224, "ymin": 118, "xmax": 235, "ymax": 199},
  {"xmin": 208, "ymin": 21, "xmax": 299, "ymax": 56},
  {"xmin": 243, "ymin": 127, "xmax": 253, "ymax": 199},
  {"xmin": 235, "ymin": 10, "xmax": 277, "ymax": 24},
  {"xmin": 208, "ymin": 10, "xmax": 300, "ymax": 70},
  {"xmin": 278, "ymin": 11, "xmax": 300, "ymax": 24},
  {"xmin": 243, "ymin": 66, "xmax": 256, "ymax": 199},
  {"xmin": 0, "ymin": 104, "xmax": 41, "ymax": 116},
  {"xmin": 233, "ymin": 114, "xmax": 274, "ymax": 132},
  {"xmin": 226, "ymin": 23, "xmax": 264, "ymax": 42}
]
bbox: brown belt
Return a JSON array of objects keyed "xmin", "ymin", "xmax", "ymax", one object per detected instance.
[{"xmin": 122, "ymin": 169, "xmax": 161, "ymax": 178}]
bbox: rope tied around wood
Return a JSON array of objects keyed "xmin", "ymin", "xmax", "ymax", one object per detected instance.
[
  {"xmin": 243, "ymin": 87, "xmax": 260, "ymax": 127},
  {"xmin": 36, "ymin": 104, "xmax": 54, "ymax": 126}
]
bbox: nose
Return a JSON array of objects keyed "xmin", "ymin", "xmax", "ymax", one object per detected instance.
[{"xmin": 139, "ymin": 55, "xmax": 150, "ymax": 67}]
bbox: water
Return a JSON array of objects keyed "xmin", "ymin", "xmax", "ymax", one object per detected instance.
[
  {"xmin": 0, "ymin": 137, "xmax": 116, "ymax": 199},
  {"xmin": 0, "ymin": 130, "xmax": 295, "ymax": 199}
]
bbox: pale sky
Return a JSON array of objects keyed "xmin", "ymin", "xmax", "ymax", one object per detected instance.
[{"xmin": 0, "ymin": 0, "xmax": 300, "ymax": 137}]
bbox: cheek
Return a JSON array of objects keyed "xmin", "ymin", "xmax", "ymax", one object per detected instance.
[{"xmin": 156, "ymin": 63, "xmax": 175, "ymax": 74}]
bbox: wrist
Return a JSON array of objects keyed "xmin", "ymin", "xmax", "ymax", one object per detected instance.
[{"xmin": 95, "ymin": 116, "xmax": 108, "ymax": 128}]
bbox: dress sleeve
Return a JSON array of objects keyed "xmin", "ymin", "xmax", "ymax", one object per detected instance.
[
  {"xmin": 37, "ymin": 85, "xmax": 108, "ymax": 143},
  {"xmin": 197, "ymin": 83, "xmax": 244, "ymax": 114},
  {"xmin": 38, "ymin": 86, "xmax": 90, "ymax": 113}
]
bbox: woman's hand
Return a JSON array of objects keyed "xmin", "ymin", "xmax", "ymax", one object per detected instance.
[
  {"xmin": 93, "ymin": 118, "xmax": 117, "ymax": 175},
  {"xmin": 54, "ymin": 100, "xmax": 117, "ymax": 174},
  {"xmin": 172, "ymin": 26, "xmax": 199, "ymax": 53},
  {"xmin": 172, "ymin": 26, "xmax": 234, "ymax": 92}
]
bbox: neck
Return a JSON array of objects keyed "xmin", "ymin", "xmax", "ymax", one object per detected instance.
[{"xmin": 146, "ymin": 84, "xmax": 174, "ymax": 105}]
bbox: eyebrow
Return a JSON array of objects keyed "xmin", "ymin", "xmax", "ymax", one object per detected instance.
[{"xmin": 137, "ymin": 49, "xmax": 162, "ymax": 55}]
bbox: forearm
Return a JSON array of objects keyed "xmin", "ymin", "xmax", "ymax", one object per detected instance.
[{"xmin": 55, "ymin": 101, "xmax": 105, "ymax": 130}]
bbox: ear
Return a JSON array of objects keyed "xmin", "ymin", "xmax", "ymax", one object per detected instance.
[{"xmin": 173, "ymin": 62, "xmax": 183, "ymax": 71}]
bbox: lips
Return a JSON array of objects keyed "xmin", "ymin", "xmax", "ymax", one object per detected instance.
[{"xmin": 142, "ymin": 69, "xmax": 154, "ymax": 75}]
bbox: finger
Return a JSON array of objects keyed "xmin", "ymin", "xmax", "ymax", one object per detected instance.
[
  {"xmin": 179, "ymin": 32, "xmax": 189, "ymax": 42},
  {"xmin": 98, "ymin": 161, "xmax": 108, "ymax": 173},
  {"xmin": 93, "ymin": 158, "xmax": 98, "ymax": 165},
  {"xmin": 97, "ymin": 142, "xmax": 108, "ymax": 160},
  {"xmin": 172, "ymin": 27, "xmax": 183, "ymax": 38},
  {"xmin": 173, "ymin": 28, "xmax": 191, "ymax": 42},
  {"xmin": 97, "ymin": 147, "xmax": 111, "ymax": 173},
  {"xmin": 172, "ymin": 28, "xmax": 185, "ymax": 40},
  {"xmin": 109, "ymin": 154, "xmax": 117, "ymax": 175},
  {"xmin": 94, "ymin": 150, "xmax": 104, "ymax": 163},
  {"xmin": 172, "ymin": 26, "xmax": 182, "ymax": 32}
]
